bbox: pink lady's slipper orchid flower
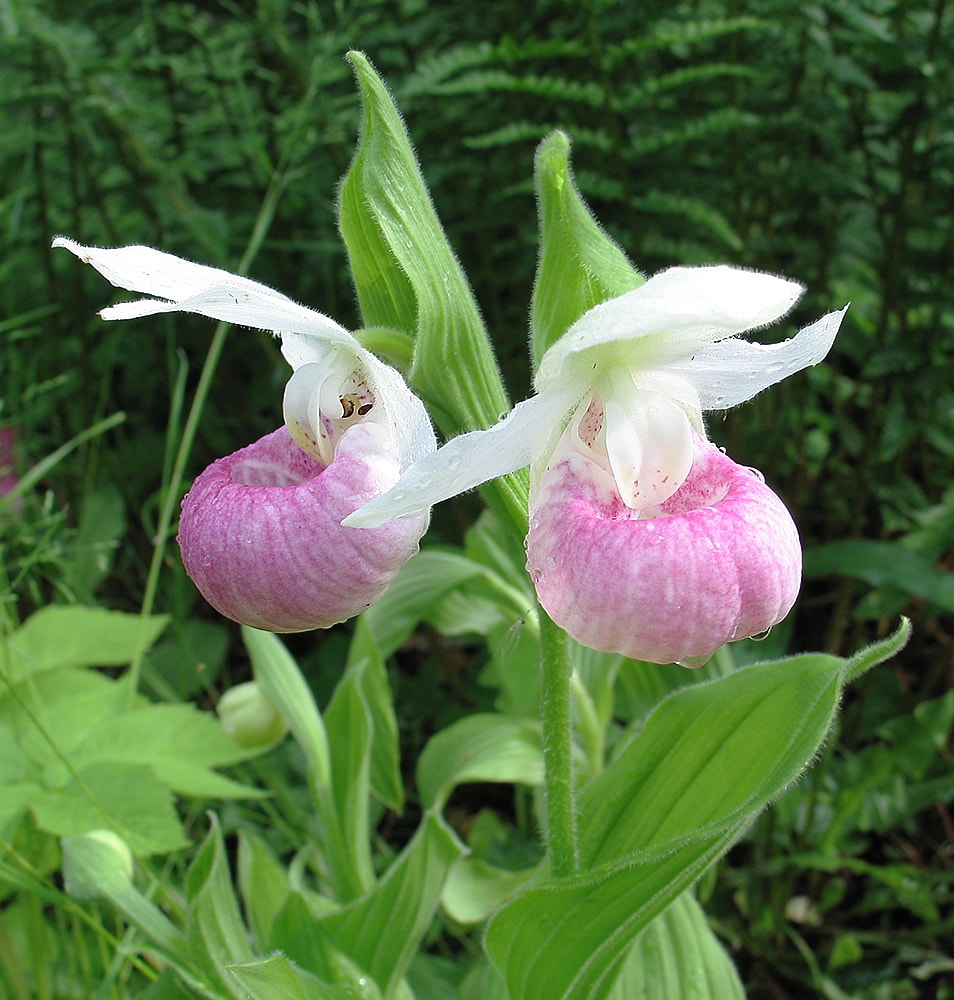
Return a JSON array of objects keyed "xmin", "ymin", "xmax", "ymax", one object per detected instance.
[
  {"xmin": 347, "ymin": 266, "xmax": 846, "ymax": 664},
  {"xmin": 53, "ymin": 238, "xmax": 435, "ymax": 632}
]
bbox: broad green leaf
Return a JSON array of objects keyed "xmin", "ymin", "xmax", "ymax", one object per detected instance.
[
  {"xmin": 32, "ymin": 761, "xmax": 187, "ymax": 856},
  {"xmin": 345, "ymin": 619, "xmax": 403, "ymax": 810},
  {"xmin": 441, "ymin": 856, "xmax": 537, "ymax": 924},
  {"xmin": 270, "ymin": 893, "xmax": 382, "ymax": 999},
  {"xmin": 243, "ymin": 627, "xmax": 331, "ymax": 784},
  {"xmin": 531, "ymin": 131, "xmax": 643, "ymax": 367},
  {"xmin": 339, "ymin": 51, "xmax": 528, "ymax": 537},
  {"xmin": 487, "ymin": 653, "xmax": 845, "ymax": 999},
  {"xmin": 144, "ymin": 619, "xmax": 229, "ymax": 698},
  {"xmin": 0, "ymin": 669, "xmax": 131, "ymax": 775},
  {"xmin": 0, "ymin": 711, "xmax": 30, "ymax": 783},
  {"xmin": 0, "ymin": 607, "xmax": 168, "ymax": 682},
  {"xmin": 324, "ymin": 665, "xmax": 376, "ymax": 897},
  {"xmin": 485, "ymin": 825, "xmax": 742, "ymax": 1000},
  {"xmin": 237, "ymin": 831, "xmax": 292, "ymax": 951},
  {"xmin": 459, "ymin": 960, "xmax": 509, "ymax": 1000},
  {"xmin": 318, "ymin": 811, "xmax": 464, "ymax": 999},
  {"xmin": 245, "ymin": 628, "xmax": 375, "ymax": 903},
  {"xmin": 227, "ymin": 954, "xmax": 344, "ymax": 1000},
  {"xmin": 843, "ymin": 617, "xmax": 911, "ymax": 683},
  {"xmin": 0, "ymin": 782, "xmax": 38, "ymax": 835},
  {"xmin": 362, "ymin": 549, "xmax": 515, "ymax": 660},
  {"xmin": 69, "ymin": 703, "xmax": 264, "ymax": 799},
  {"xmin": 417, "ymin": 714, "xmax": 544, "ymax": 811},
  {"xmin": 580, "ymin": 653, "xmax": 843, "ymax": 866},
  {"xmin": 608, "ymin": 892, "xmax": 744, "ymax": 999},
  {"xmin": 186, "ymin": 815, "xmax": 255, "ymax": 1000}
]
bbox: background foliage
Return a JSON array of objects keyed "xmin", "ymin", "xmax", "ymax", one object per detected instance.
[{"xmin": 1, "ymin": 0, "xmax": 952, "ymax": 997}]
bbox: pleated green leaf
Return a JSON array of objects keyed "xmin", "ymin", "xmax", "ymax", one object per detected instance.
[
  {"xmin": 345, "ymin": 618, "xmax": 404, "ymax": 811},
  {"xmin": 324, "ymin": 663, "xmax": 375, "ymax": 894},
  {"xmin": 417, "ymin": 713, "xmax": 544, "ymax": 811},
  {"xmin": 227, "ymin": 954, "xmax": 340, "ymax": 1000},
  {"xmin": 608, "ymin": 892, "xmax": 743, "ymax": 999},
  {"xmin": 186, "ymin": 815, "xmax": 255, "ymax": 1000},
  {"xmin": 485, "ymin": 826, "xmax": 741, "ymax": 1000},
  {"xmin": 486, "ymin": 652, "xmax": 845, "ymax": 999},
  {"xmin": 531, "ymin": 131, "xmax": 643, "ymax": 368},
  {"xmin": 243, "ymin": 627, "xmax": 331, "ymax": 786},
  {"xmin": 317, "ymin": 811, "xmax": 464, "ymax": 999},
  {"xmin": 270, "ymin": 894, "xmax": 382, "ymax": 998},
  {"xmin": 339, "ymin": 52, "xmax": 529, "ymax": 538}
]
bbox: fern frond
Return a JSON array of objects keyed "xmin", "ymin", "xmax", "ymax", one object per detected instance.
[
  {"xmin": 629, "ymin": 108, "xmax": 759, "ymax": 156},
  {"xmin": 572, "ymin": 168, "xmax": 625, "ymax": 204},
  {"xmin": 462, "ymin": 121, "xmax": 549, "ymax": 150},
  {"xmin": 429, "ymin": 70, "xmax": 604, "ymax": 108},
  {"xmin": 617, "ymin": 64, "xmax": 758, "ymax": 112},
  {"xmin": 400, "ymin": 42, "xmax": 497, "ymax": 98},
  {"xmin": 608, "ymin": 16, "xmax": 769, "ymax": 60},
  {"xmin": 491, "ymin": 36, "xmax": 589, "ymax": 63},
  {"xmin": 631, "ymin": 190, "xmax": 743, "ymax": 252},
  {"xmin": 463, "ymin": 123, "xmax": 613, "ymax": 153}
]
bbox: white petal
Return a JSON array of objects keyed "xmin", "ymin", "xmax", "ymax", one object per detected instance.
[
  {"xmin": 537, "ymin": 265, "xmax": 804, "ymax": 391},
  {"xmin": 602, "ymin": 373, "xmax": 694, "ymax": 509},
  {"xmin": 52, "ymin": 238, "xmax": 356, "ymax": 354},
  {"xmin": 344, "ymin": 387, "xmax": 579, "ymax": 528},
  {"xmin": 669, "ymin": 306, "xmax": 848, "ymax": 410}
]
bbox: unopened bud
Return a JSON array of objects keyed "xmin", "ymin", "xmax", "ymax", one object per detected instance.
[{"xmin": 217, "ymin": 681, "xmax": 288, "ymax": 749}]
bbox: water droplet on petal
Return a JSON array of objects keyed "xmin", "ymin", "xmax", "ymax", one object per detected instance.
[{"xmin": 676, "ymin": 653, "xmax": 711, "ymax": 669}]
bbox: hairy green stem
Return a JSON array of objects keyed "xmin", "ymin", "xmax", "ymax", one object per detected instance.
[{"xmin": 540, "ymin": 610, "xmax": 578, "ymax": 877}]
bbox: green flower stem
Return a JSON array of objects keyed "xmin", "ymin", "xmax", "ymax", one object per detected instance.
[{"xmin": 540, "ymin": 609, "xmax": 578, "ymax": 878}]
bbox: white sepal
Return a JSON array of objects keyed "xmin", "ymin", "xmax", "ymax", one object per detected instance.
[
  {"xmin": 536, "ymin": 265, "xmax": 804, "ymax": 391},
  {"xmin": 52, "ymin": 238, "xmax": 355, "ymax": 352}
]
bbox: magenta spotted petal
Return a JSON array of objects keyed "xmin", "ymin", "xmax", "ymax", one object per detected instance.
[
  {"xmin": 526, "ymin": 441, "xmax": 801, "ymax": 665},
  {"xmin": 178, "ymin": 424, "xmax": 429, "ymax": 632}
]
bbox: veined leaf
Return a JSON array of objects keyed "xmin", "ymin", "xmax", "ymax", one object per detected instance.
[
  {"xmin": 0, "ymin": 606, "xmax": 168, "ymax": 683},
  {"xmin": 487, "ymin": 653, "xmax": 845, "ymax": 999},
  {"xmin": 608, "ymin": 892, "xmax": 743, "ymax": 998},
  {"xmin": 317, "ymin": 812, "xmax": 463, "ymax": 999},
  {"xmin": 186, "ymin": 815, "xmax": 255, "ymax": 1000},
  {"xmin": 417, "ymin": 714, "xmax": 544, "ymax": 811}
]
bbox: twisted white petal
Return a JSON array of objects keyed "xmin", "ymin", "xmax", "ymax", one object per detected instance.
[
  {"xmin": 344, "ymin": 387, "xmax": 580, "ymax": 528},
  {"xmin": 668, "ymin": 306, "xmax": 849, "ymax": 410}
]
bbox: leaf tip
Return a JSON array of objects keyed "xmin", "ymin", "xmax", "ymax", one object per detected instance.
[{"xmin": 843, "ymin": 617, "xmax": 911, "ymax": 685}]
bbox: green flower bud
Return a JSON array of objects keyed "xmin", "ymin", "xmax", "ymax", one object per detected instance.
[
  {"xmin": 61, "ymin": 829, "xmax": 134, "ymax": 900},
  {"xmin": 217, "ymin": 681, "xmax": 288, "ymax": 749}
]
